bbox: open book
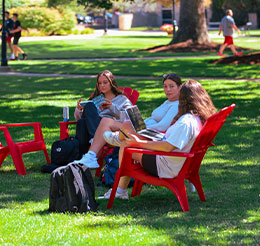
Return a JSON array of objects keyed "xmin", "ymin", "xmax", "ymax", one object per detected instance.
[
  {"xmin": 80, "ymin": 94, "xmax": 105, "ymax": 113},
  {"xmin": 125, "ymin": 105, "xmax": 165, "ymax": 141}
]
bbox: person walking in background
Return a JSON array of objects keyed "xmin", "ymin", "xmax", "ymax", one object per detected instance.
[
  {"xmin": 218, "ymin": 9, "xmax": 242, "ymax": 57},
  {"xmin": 9, "ymin": 13, "xmax": 27, "ymax": 61},
  {"xmin": 0, "ymin": 11, "xmax": 15, "ymax": 60}
]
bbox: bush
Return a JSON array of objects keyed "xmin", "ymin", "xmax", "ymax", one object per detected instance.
[
  {"xmin": 57, "ymin": 6, "xmax": 77, "ymax": 31},
  {"xmin": 80, "ymin": 28, "xmax": 94, "ymax": 35},
  {"xmin": 10, "ymin": 6, "xmax": 76, "ymax": 35}
]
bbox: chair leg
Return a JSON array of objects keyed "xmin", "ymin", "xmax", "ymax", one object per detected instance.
[
  {"xmin": 189, "ymin": 175, "xmax": 206, "ymax": 202},
  {"xmin": 107, "ymin": 168, "xmax": 122, "ymax": 209},
  {"xmin": 43, "ymin": 148, "xmax": 51, "ymax": 164},
  {"xmin": 0, "ymin": 148, "xmax": 10, "ymax": 168},
  {"xmin": 10, "ymin": 151, "xmax": 27, "ymax": 175},
  {"xmin": 131, "ymin": 180, "xmax": 144, "ymax": 197},
  {"xmin": 166, "ymin": 180, "xmax": 189, "ymax": 212}
]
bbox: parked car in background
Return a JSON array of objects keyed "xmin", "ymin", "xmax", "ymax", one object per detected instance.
[
  {"xmin": 93, "ymin": 12, "xmax": 113, "ymax": 25},
  {"xmin": 76, "ymin": 14, "xmax": 93, "ymax": 24}
]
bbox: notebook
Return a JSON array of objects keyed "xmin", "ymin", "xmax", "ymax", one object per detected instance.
[
  {"xmin": 80, "ymin": 94, "xmax": 105, "ymax": 113},
  {"xmin": 125, "ymin": 105, "xmax": 165, "ymax": 141}
]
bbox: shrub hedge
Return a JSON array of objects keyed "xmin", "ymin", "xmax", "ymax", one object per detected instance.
[{"xmin": 10, "ymin": 6, "xmax": 76, "ymax": 35}]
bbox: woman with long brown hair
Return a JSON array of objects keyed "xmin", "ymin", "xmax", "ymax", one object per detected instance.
[
  {"xmin": 101, "ymin": 80, "xmax": 216, "ymax": 200},
  {"xmin": 73, "ymin": 70, "xmax": 132, "ymax": 168}
]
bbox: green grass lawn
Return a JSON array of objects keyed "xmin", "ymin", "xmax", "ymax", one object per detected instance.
[
  {"xmin": 10, "ymin": 57, "xmax": 260, "ymax": 79},
  {"xmin": 12, "ymin": 33, "xmax": 260, "ymax": 60},
  {"xmin": 0, "ymin": 76, "xmax": 259, "ymax": 245}
]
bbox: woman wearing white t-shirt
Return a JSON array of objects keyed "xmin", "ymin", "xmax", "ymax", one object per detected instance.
[{"xmin": 102, "ymin": 80, "xmax": 216, "ymax": 200}]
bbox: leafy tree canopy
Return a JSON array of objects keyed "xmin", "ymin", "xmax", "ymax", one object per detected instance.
[{"xmin": 77, "ymin": 0, "xmax": 134, "ymax": 10}]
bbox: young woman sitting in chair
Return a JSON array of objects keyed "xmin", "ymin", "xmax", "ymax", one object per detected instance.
[
  {"xmin": 101, "ymin": 80, "xmax": 216, "ymax": 200},
  {"xmin": 73, "ymin": 70, "xmax": 132, "ymax": 168}
]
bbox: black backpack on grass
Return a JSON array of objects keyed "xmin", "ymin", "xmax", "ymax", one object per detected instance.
[
  {"xmin": 51, "ymin": 137, "xmax": 80, "ymax": 166},
  {"xmin": 49, "ymin": 163, "xmax": 98, "ymax": 213},
  {"xmin": 41, "ymin": 137, "xmax": 80, "ymax": 173}
]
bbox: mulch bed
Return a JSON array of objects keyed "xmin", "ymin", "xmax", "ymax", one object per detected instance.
[
  {"xmin": 211, "ymin": 51, "xmax": 260, "ymax": 65},
  {"xmin": 139, "ymin": 40, "xmax": 259, "ymax": 64}
]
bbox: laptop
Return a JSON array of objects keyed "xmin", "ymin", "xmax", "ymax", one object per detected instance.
[{"xmin": 125, "ymin": 105, "xmax": 165, "ymax": 141}]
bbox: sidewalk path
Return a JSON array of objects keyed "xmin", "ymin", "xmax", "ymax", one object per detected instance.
[{"xmin": 0, "ymin": 71, "xmax": 259, "ymax": 82}]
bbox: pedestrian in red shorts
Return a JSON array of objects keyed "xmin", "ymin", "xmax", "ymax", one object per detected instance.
[
  {"xmin": 218, "ymin": 9, "xmax": 242, "ymax": 57},
  {"xmin": 0, "ymin": 11, "xmax": 15, "ymax": 60}
]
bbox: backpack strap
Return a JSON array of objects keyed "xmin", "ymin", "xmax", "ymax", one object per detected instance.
[{"xmin": 69, "ymin": 163, "xmax": 88, "ymax": 212}]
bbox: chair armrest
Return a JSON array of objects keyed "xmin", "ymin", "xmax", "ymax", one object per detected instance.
[
  {"xmin": 0, "ymin": 123, "xmax": 43, "ymax": 141},
  {"xmin": 124, "ymin": 147, "xmax": 195, "ymax": 158},
  {"xmin": 0, "ymin": 122, "xmax": 40, "ymax": 127},
  {"xmin": 59, "ymin": 121, "xmax": 77, "ymax": 140}
]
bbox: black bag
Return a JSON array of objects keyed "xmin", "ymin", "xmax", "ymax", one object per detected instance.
[
  {"xmin": 51, "ymin": 137, "xmax": 80, "ymax": 166},
  {"xmin": 49, "ymin": 163, "xmax": 99, "ymax": 213},
  {"xmin": 41, "ymin": 137, "xmax": 80, "ymax": 174}
]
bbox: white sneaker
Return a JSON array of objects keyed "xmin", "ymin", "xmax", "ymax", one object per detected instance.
[
  {"xmin": 10, "ymin": 54, "xmax": 15, "ymax": 60},
  {"xmin": 73, "ymin": 152, "xmax": 99, "ymax": 168},
  {"xmin": 99, "ymin": 188, "xmax": 129, "ymax": 200},
  {"xmin": 103, "ymin": 131, "xmax": 121, "ymax": 146}
]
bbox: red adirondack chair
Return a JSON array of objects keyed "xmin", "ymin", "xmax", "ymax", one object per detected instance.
[
  {"xmin": 59, "ymin": 87, "xmax": 139, "ymax": 177},
  {"xmin": 107, "ymin": 104, "xmax": 236, "ymax": 212},
  {"xmin": 0, "ymin": 123, "xmax": 50, "ymax": 175}
]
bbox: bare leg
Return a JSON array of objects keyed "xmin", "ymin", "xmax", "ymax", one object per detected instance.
[
  {"xmin": 219, "ymin": 43, "xmax": 227, "ymax": 54},
  {"xmin": 118, "ymin": 142, "xmax": 143, "ymax": 190},
  {"xmin": 7, "ymin": 41, "xmax": 13, "ymax": 55},
  {"xmin": 89, "ymin": 118, "xmax": 122, "ymax": 156},
  {"xmin": 119, "ymin": 121, "xmax": 149, "ymax": 141},
  {"xmin": 119, "ymin": 121, "xmax": 135, "ymax": 141},
  {"xmin": 229, "ymin": 44, "xmax": 237, "ymax": 54},
  {"xmin": 13, "ymin": 45, "xmax": 24, "ymax": 56}
]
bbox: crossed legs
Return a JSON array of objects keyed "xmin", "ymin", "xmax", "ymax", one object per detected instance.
[{"xmin": 89, "ymin": 117, "xmax": 122, "ymax": 157}]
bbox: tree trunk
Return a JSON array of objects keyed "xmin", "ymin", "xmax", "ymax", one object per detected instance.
[{"xmin": 170, "ymin": 0, "xmax": 210, "ymax": 44}]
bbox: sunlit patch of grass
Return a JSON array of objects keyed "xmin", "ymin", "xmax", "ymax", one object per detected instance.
[{"xmin": 11, "ymin": 57, "xmax": 260, "ymax": 79}]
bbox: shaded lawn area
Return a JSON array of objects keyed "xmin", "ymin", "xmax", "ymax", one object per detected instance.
[
  {"xmin": 13, "ymin": 34, "xmax": 260, "ymax": 60},
  {"xmin": 0, "ymin": 76, "xmax": 259, "ymax": 245},
  {"xmin": 10, "ymin": 57, "xmax": 260, "ymax": 79}
]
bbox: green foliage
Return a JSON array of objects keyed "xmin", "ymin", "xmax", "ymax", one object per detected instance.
[
  {"xmin": 57, "ymin": 6, "xmax": 77, "ymax": 31},
  {"xmin": 9, "ymin": 6, "xmax": 76, "ymax": 35},
  {"xmin": 77, "ymin": 0, "xmax": 135, "ymax": 10},
  {"xmin": 80, "ymin": 27, "xmax": 95, "ymax": 34},
  {"xmin": 211, "ymin": 0, "xmax": 260, "ymax": 26},
  {"xmin": 48, "ymin": 0, "xmax": 73, "ymax": 7},
  {"xmin": 1, "ymin": 0, "xmax": 47, "ymax": 11}
]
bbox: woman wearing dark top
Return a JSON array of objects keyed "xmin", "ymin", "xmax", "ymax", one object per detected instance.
[{"xmin": 9, "ymin": 13, "xmax": 27, "ymax": 61}]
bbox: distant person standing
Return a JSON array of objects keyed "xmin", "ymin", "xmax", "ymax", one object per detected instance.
[
  {"xmin": 9, "ymin": 13, "xmax": 27, "ymax": 61},
  {"xmin": 0, "ymin": 11, "xmax": 15, "ymax": 60},
  {"xmin": 218, "ymin": 9, "xmax": 242, "ymax": 57}
]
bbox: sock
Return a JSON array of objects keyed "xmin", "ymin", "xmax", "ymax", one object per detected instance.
[
  {"xmin": 88, "ymin": 150, "xmax": 96, "ymax": 158},
  {"xmin": 117, "ymin": 187, "xmax": 126, "ymax": 194}
]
